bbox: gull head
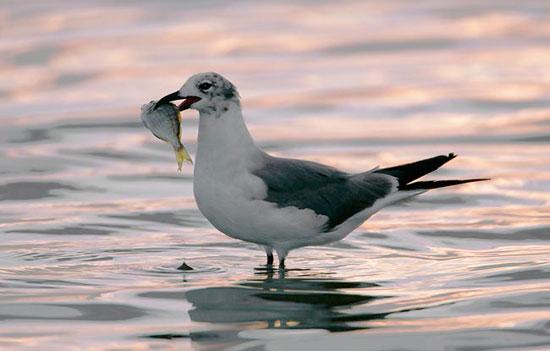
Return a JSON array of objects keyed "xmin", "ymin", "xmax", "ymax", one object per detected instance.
[{"xmin": 155, "ymin": 72, "xmax": 239, "ymax": 116}]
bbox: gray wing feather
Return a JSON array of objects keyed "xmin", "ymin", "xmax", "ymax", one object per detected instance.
[{"xmin": 253, "ymin": 155, "xmax": 394, "ymax": 231}]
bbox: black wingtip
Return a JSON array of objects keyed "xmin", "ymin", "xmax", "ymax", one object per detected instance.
[
  {"xmin": 376, "ymin": 153, "xmax": 459, "ymax": 186},
  {"xmin": 399, "ymin": 177, "xmax": 490, "ymax": 191}
]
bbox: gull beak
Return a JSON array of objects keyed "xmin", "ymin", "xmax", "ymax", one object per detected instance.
[
  {"xmin": 154, "ymin": 91, "xmax": 201, "ymax": 111},
  {"xmin": 154, "ymin": 91, "xmax": 181, "ymax": 109}
]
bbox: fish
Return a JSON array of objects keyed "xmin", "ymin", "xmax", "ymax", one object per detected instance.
[{"xmin": 140, "ymin": 101, "xmax": 193, "ymax": 171}]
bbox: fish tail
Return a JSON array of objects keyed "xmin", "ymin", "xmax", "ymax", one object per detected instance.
[{"xmin": 175, "ymin": 145, "xmax": 193, "ymax": 171}]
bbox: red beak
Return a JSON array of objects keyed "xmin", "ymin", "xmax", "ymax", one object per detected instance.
[
  {"xmin": 155, "ymin": 91, "xmax": 201, "ymax": 111},
  {"xmin": 177, "ymin": 96, "xmax": 202, "ymax": 111}
]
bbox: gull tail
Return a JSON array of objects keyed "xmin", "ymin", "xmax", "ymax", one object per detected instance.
[{"xmin": 375, "ymin": 153, "xmax": 489, "ymax": 191}]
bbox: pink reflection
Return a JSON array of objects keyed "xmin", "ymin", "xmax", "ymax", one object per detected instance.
[{"xmin": 1, "ymin": 1, "xmax": 550, "ymax": 350}]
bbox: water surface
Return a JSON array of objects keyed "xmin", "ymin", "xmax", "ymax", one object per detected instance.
[{"xmin": 1, "ymin": 0, "xmax": 549, "ymax": 350}]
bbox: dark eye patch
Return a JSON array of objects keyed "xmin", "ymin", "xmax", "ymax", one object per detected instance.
[{"xmin": 199, "ymin": 82, "xmax": 213, "ymax": 91}]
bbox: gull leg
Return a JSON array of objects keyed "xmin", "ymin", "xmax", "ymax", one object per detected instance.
[
  {"xmin": 264, "ymin": 246, "xmax": 274, "ymax": 266},
  {"xmin": 275, "ymin": 248, "xmax": 287, "ymax": 270}
]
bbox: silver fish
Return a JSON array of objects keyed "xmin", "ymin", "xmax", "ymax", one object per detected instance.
[{"xmin": 140, "ymin": 101, "xmax": 192, "ymax": 171}]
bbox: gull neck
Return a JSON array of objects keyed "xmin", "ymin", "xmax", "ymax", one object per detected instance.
[{"xmin": 196, "ymin": 102, "xmax": 259, "ymax": 171}]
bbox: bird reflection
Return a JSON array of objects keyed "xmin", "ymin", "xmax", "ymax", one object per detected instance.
[{"xmin": 185, "ymin": 268, "xmax": 389, "ymax": 332}]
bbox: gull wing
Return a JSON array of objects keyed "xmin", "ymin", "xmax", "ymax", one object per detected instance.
[{"xmin": 252, "ymin": 155, "xmax": 394, "ymax": 231}]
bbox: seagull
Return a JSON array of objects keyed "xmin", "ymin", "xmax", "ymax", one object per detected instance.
[{"xmin": 155, "ymin": 72, "xmax": 488, "ymax": 269}]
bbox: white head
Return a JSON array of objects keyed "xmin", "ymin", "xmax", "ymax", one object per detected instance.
[{"xmin": 155, "ymin": 72, "xmax": 240, "ymax": 117}]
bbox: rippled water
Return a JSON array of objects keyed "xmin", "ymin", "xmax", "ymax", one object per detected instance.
[{"xmin": 1, "ymin": 0, "xmax": 550, "ymax": 350}]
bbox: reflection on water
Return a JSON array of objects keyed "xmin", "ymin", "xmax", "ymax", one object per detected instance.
[
  {"xmin": 186, "ymin": 272, "xmax": 384, "ymax": 332},
  {"xmin": 1, "ymin": 0, "xmax": 550, "ymax": 350},
  {"xmin": 148, "ymin": 272, "xmax": 390, "ymax": 347}
]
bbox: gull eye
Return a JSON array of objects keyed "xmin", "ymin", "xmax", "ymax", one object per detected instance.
[{"xmin": 199, "ymin": 82, "xmax": 213, "ymax": 91}]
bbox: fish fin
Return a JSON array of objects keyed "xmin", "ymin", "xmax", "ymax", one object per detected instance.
[
  {"xmin": 151, "ymin": 131, "xmax": 168, "ymax": 143},
  {"xmin": 177, "ymin": 110, "xmax": 182, "ymax": 140}
]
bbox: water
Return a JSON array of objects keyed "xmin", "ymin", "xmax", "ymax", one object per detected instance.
[{"xmin": 1, "ymin": 0, "xmax": 549, "ymax": 350}]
